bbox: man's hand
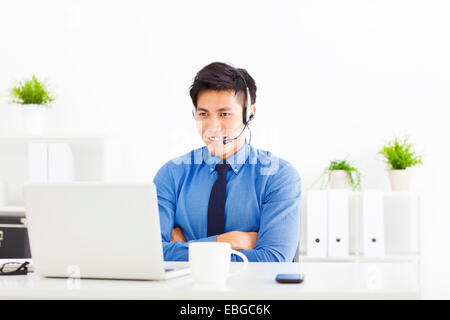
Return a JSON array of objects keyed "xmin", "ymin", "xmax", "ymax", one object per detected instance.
[
  {"xmin": 171, "ymin": 226, "xmax": 186, "ymax": 242},
  {"xmin": 216, "ymin": 231, "xmax": 258, "ymax": 250}
]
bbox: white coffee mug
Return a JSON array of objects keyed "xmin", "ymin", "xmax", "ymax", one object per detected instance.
[{"xmin": 189, "ymin": 242, "xmax": 248, "ymax": 285}]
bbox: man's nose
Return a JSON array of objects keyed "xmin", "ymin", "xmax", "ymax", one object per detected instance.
[{"xmin": 205, "ymin": 115, "xmax": 222, "ymax": 130}]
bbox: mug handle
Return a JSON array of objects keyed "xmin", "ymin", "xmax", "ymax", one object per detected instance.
[{"xmin": 229, "ymin": 249, "xmax": 248, "ymax": 277}]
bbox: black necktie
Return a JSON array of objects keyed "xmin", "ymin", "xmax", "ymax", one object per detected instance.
[{"xmin": 207, "ymin": 163, "xmax": 230, "ymax": 237}]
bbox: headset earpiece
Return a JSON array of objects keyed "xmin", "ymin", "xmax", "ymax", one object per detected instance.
[
  {"xmin": 243, "ymin": 86, "xmax": 255, "ymax": 125},
  {"xmin": 248, "ymin": 111, "xmax": 255, "ymax": 122}
]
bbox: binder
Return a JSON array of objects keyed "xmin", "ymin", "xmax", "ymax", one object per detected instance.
[
  {"xmin": 0, "ymin": 223, "xmax": 31, "ymax": 259},
  {"xmin": 48, "ymin": 143, "xmax": 75, "ymax": 182},
  {"xmin": 361, "ymin": 189, "xmax": 385, "ymax": 256},
  {"xmin": 348, "ymin": 192, "xmax": 359, "ymax": 255},
  {"xmin": 327, "ymin": 190, "xmax": 349, "ymax": 257},
  {"xmin": 28, "ymin": 143, "xmax": 48, "ymax": 182},
  {"xmin": 306, "ymin": 190, "xmax": 328, "ymax": 257},
  {"xmin": 384, "ymin": 192, "xmax": 418, "ymax": 255}
]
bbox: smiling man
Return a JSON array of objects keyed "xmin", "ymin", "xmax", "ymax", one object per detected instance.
[{"xmin": 153, "ymin": 62, "xmax": 301, "ymax": 262}]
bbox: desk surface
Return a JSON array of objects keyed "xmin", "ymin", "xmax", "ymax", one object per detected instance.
[{"xmin": 0, "ymin": 259, "xmax": 420, "ymax": 299}]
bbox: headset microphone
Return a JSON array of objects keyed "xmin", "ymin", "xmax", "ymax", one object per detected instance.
[
  {"xmin": 222, "ymin": 122, "xmax": 248, "ymax": 145},
  {"xmin": 222, "ymin": 80, "xmax": 255, "ymax": 145}
]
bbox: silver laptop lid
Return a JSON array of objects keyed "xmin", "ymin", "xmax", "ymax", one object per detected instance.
[{"xmin": 23, "ymin": 182, "xmax": 167, "ymax": 280}]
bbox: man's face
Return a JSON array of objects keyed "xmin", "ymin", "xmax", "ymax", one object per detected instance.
[{"xmin": 195, "ymin": 89, "xmax": 247, "ymax": 160}]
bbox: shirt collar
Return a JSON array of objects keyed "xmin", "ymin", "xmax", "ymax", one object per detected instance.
[{"xmin": 204, "ymin": 140, "xmax": 251, "ymax": 175}]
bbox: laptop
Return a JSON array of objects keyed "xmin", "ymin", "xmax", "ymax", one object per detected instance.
[{"xmin": 23, "ymin": 182, "xmax": 190, "ymax": 280}]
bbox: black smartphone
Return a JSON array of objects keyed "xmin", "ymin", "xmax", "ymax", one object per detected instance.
[{"xmin": 275, "ymin": 273, "xmax": 305, "ymax": 284}]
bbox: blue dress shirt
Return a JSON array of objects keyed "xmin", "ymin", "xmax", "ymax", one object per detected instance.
[{"xmin": 153, "ymin": 141, "xmax": 302, "ymax": 262}]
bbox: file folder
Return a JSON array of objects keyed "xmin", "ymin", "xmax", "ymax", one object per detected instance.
[
  {"xmin": 384, "ymin": 192, "xmax": 418, "ymax": 255},
  {"xmin": 327, "ymin": 190, "xmax": 349, "ymax": 257},
  {"xmin": 348, "ymin": 192, "xmax": 359, "ymax": 256},
  {"xmin": 28, "ymin": 143, "xmax": 48, "ymax": 182},
  {"xmin": 48, "ymin": 143, "xmax": 75, "ymax": 182},
  {"xmin": 306, "ymin": 190, "xmax": 328, "ymax": 257},
  {"xmin": 361, "ymin": 189, "xmax": 385, "ymax": 256}
]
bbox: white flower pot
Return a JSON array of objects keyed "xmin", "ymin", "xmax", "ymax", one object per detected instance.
[
  {"xmin": 388, "ymin": 169, "xmax": 412, "ymax": 191},
  {"xmin": 329, "ymin": 170, "xmax": 351, "ymax": 189},
  {"xmin": 21, "ymin": 104, "xmax": 46, "ymax": 135}
]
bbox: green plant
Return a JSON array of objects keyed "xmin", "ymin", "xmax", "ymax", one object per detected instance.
[
  {"xmin": 378, "ymin": 137, "xmax": 422, "ymax": 170},
  {"xmin": 8, "ymin": 75, "xmax": 54, "ymax": 107},
  {"xmin": 309, "ymin": 158, "xmax": 362, "ymax": 191},
  {"xmin": 328, "ymin": 159, "xmax": 361, "ymax": 191}
]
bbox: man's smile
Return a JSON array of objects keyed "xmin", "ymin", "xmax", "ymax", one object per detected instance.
[{"xmin": 206, "ymin": 135, "xmax": 228, "ymax": 142}]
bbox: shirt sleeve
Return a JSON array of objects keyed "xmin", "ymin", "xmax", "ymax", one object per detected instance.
[
  {"xmin": 231, "ymin": 161, "xmax": 302, "ymax": 262},
  {"xmin": 153, "ymin": 161, "xmax": 217, "ymax": 261}
]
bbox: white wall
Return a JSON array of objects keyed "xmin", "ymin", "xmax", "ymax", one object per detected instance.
[{"xmin": 0, "ymin": 0, "xmax": 449, "ymax": 298}]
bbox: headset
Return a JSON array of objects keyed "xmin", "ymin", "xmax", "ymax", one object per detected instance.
[{"xmin": 191, "ymin": 70, "xmax": 255, "ymax": 145}]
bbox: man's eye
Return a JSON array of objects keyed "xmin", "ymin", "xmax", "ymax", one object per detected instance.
[
  {"xmin": 221, "ymin": 113, "xmax": 230, "ymax": 117},
  {"xmin": 198, "ymin": 112, "xmax": 207, "ymax": 117}
]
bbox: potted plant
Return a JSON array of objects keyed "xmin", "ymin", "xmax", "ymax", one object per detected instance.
[
  {"xmin": 8, "ymin": 75, "xmax": 55, "ymax": 135},
  {"xmin": 378, "ymin": 136, "xmax": 423, "ymax": 191},
  {"xmin": 310, "ymin": 159, "xmax": 362, "ymax": 191},
  {"xmin": 327, "ymin": 159, "xmax": 361, "ymax": 191}
]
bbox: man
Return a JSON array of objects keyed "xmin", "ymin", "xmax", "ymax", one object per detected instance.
[{"xmin": 153, "ymin": 62, "xmax": 301, "ymax": 262}]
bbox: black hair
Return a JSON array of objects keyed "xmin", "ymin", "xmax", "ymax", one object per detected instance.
[{"xmin": 189, "ymin": 62, "xmax": 257, "ymax": 109}]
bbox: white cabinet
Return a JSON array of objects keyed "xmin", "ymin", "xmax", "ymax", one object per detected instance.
[{"xmin": 0, "ymin": 135, "xmax": 105, "ymax": 211}]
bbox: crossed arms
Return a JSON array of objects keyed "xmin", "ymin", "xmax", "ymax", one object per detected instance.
[{"xmin": 171, "ymin": 227, "xmax": 258, "ymax": 251}]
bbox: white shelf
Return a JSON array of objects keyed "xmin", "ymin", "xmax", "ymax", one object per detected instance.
[
  {"xmin": 299, "ymin": 254, "xmax": 420, "ymax": 263},
  {"xmin": 0, "ymin": 206, "xmax": 25, "ymax": 213},
  {"xmin": 0, "ymin": 206, "xmax": 26, "ymax": 217},
  {"xmin": 0, "ymin": 134, "xmax": 105, "ymax": 142}
]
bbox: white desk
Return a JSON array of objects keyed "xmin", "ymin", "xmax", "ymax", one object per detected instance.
[{"xmin": 0, "ymin": 260, "xmax": 420, "ymax": 299}]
